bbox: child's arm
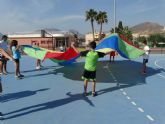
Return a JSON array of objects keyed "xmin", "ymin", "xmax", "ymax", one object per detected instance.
[
  {"xmin": 71, "ymin": 42, "xmax": 89, "ymax": 57},
  {"xmin": 97, "ymin": 52, "xmax": 106, "ymax": 58},
  {"xmin": 0, "ymin": 48, "xmax": 13, "ymax": 60},
  {"xmin": 71, "ymin": 42, "xmax": 79, "ymax": 53}
]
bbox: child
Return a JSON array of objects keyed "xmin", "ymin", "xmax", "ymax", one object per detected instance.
[
  {"xmin": 10, "ymin": 40, "xmax": 24, "ymax": 79},
  {"xmin": 0, "ymin": 35, "xmax": 10, "ymax": 75},
  {"xmin": 72, "ymin": 41, "xmax": 106, "ymax": 97},
  {"xmin": 142, "ymin": 40, "xmax": 150, "ymax": 74},
  {"xmin": 36, "ymin": 59, "xmax": 42, "ymax": 70},
  {"xmin": 109, "ymin": 51, "xmax": 116, "ymax": 62}
]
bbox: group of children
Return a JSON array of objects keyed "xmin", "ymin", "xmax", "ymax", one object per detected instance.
[
  {"xmin": 0, "ymin": 36, "xmax": 150, "ymax": 98},
  {"xmin": 0, "ymin": 35, "xmax": 24, "ymax": 78},
  {"xmin": 0, "ymin": 37, "xmax": 150, "ymax": 119}
]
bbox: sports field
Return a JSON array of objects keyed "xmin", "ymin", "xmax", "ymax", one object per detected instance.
[{"xmin": 0, "ymin": 54, "xmax": 165, "ymax": 124}]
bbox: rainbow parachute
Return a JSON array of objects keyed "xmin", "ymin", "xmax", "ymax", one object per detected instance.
[
  {"xmin": 21, "ymin": 34, "xmax": 144, "ymax": 65},
  {"xmin": 96, "ymin": 34, "xmax": 144, "ymax": 59},
  {"xmin": 21, "ymin": 45, "xmax": 80, "ymax": 65}
]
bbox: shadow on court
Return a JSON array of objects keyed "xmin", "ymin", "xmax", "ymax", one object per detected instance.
[
  {"xmin": 3, "ymin": 92, "xmax": 94, "ymax": 120},
  {"xmin": 3, "ymin": 60, "xmax": 163, "ymax": 120},
  {"xmin": 52, "ymin": 60, "xmax": 162, "ymax": 84},
  {"xmin": 51, "ymin": 60, "xmax": 163, "ymax": 95},
  {"xmin": 1, "ymin": 88, "xmax": 49, "ymax": 103}
]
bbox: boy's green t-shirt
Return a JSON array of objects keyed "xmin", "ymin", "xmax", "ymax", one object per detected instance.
[{"xmin": 80, "ymin": 50, "xmax": 105, "ymax": 71}]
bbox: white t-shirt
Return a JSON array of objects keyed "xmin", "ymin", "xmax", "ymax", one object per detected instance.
[{"xmin": 143, "ymin": 45, "xmax": 150, "ymax": 59}]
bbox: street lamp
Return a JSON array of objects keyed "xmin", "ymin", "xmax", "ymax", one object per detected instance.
[
  {"xmin": 114, "ymin": 0, "xmax": 116, "ymax": 33},
  {"xmin": 41, "ymin": 29, "xmax": 55, "ymax": 50}
]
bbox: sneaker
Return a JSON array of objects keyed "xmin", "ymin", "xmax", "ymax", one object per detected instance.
[
  {"xmin": 141, "ymin": 72, "xmax": 146, "ymax": 75},
  {"xmin": 36, "ymin": 66, "xmax": 41, "ymax": 70},
  {"xmin": 92, "ymin": 92, "xmax": 97, "ymax": 97},
  {"xmin": 0, "ymin": 112, "xmax": 3, "ymax": 119},
  {"xmin": 19, "ymin": 74, "xmax": 24, "ymax": 77},
  {"xmin": 83, "ymin": 92, "xmax": 87, "ymax": 96},
  {"xmin": 3, "ymin": 72, "xmax": 7, "ymax": 75},
  {"xmin": 15, "ymin": 75, "xmax": 22, "ymax": 79}
]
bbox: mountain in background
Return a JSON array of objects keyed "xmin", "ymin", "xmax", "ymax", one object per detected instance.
[{"xmin": 130, "ymin": 22, "xmax": 165, "ymax": 34}]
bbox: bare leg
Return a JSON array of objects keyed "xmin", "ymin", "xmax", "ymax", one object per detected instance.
[
  {"xmin": 92, "ymin": 81, "xmax": 96, "ymax": 96},
  {"xmin": 14, "ymin": 61, "xmax": 19, "ymax": 76},
  {"xmin": 142, "ymin": 62, "xmax": 146, "ymax": 74},
  {"xmin": 83, "ymin": 80, "xmax": 88, "ymax": 95},
  {"xmin": 110, "ymin": 56, "xmax": 112, "ymax": 62},
  {"xmin": 0, "ymin": 61, "xmax": 3, "ymax": 74},
  {"xmin": 0, "ymin": 82, "xmax": 2, "ymax": 93},
  {"xmin": 3, "ymin": 59, "xmax": 7, "ymax": 74}
]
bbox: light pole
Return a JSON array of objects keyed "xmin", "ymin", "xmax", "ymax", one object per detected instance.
[
  {"xmin": 114, "ymin": 0, "xmax": 116, "ymax": 33},
  {"xmin": 41, "ymin": 29, "xmax": 55, "ymax": 50}
]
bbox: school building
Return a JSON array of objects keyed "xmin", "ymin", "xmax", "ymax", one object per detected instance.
[{"xmin": 8, "ymin": 29, "xmax": 76, "ymax": 50}]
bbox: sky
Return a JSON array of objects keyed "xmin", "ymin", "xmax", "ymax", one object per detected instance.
[{"xmin": 0, "ymin": 0, "xmax": 165, "ymax": 34}]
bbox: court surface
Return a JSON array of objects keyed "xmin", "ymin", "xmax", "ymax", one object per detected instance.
[{"xmin": 0, "ymin": 54, "xmax": 165, "ymax": 124}]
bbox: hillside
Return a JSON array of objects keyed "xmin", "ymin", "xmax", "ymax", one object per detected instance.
[{"xmin": 130, "ymin": 22, "xmax": 165, "ymax": 34}]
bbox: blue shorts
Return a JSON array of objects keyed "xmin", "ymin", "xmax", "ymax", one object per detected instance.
[{"xmin": 143, "ymin": 59, "xmax": 148, "ymax": 64}]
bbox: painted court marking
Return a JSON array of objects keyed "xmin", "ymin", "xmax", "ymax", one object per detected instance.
[
  {"xmin": 155, "ymin": 59, "xmax": 165, "ymax": 79},
  {"xmin": 106, "ymin": 63, "xmax": 155, "ymax": 122}
]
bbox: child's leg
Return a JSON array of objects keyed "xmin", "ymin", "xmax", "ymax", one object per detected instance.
[
  {"xmin": 113, "ymin": 56, "xmax": 115, "ymax": 61},
  {"xmin": 83, "ymin": 80, "xmax": 88, "ymax": 94},
  {"xmin": 142, "ymin": 60, "xmax": 147, "ymax": 74},
  {"xmin": 14, "ymin": 61, "xmax": 19, "ymax": 76},
  {"xmin": 17, "ymin": 60, "xmax": 21, "ymax": 75},
  {"xmin": 0, "ymin": 61, "xmax": 3, "ymax": 74},
  {"xmin": 3, "ymin": 59, "xmax": 7, "ymax": 73},
  {"xmin": 0, "ymin": 77, "xmax": 2, "ymax": 93},
  {"xmin": 110, "ymin": 56, "xmax": 112, "ymax": 62},
  {"xmin": 143, "ymin": 63, "xmax": 147, "ymax": 72},
  {"xmin": 92, "ymin": 81, "xmax": 96, "ymax": 95}
]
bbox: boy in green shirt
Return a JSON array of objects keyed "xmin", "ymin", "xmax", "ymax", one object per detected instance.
[{"xmin": 73, "ymin": 41, "xmax": 106, "ymax": 97}]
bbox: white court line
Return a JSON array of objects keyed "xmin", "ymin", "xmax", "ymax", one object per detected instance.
[
  {"xmin": 146, "ymin": 115, "xmax": 154, "ymax": 121},
  {"xmin": 158, "ymin": 74, "xmax": 165, "ymax": 78},
  {"xmin": 138, "ymin": 107, "xmax": 144, "ymax": 113},
  {"xmin": 131, "ymin": 101, "xmax": 137, "ymax": 106},
  {"xmin": 106, "ymin": 63, "xmax": 155, "ymax": 122},
  {"xmin": 120, "ymin": 89, "xmax": 123, "ymax": 91},
  {"xmin": 126, "ymin": 96, "xmax": 131, "ymax": 100},
  {"xmin": 122, "ymin": 92, "xmax": 127, "ymax": 95},
  {"xmin": 154, "ymin": 59, "xmax": 165, "ymax": 79},
  {"xmin": 155, "ymin": 59, "xmax": 165, "ymax": 69}
]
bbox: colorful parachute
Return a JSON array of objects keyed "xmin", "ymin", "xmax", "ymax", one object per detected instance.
[
  {"xmin": 21, "ymin": 34, "xmax": 144, "ymax": 65},
  {"xmin": 21, "ymin": 45, "xmax": 80, "ymax": 65},
  {"xmin": 96, "ymin": 34, "xmax": 145, "ymax": 59}
]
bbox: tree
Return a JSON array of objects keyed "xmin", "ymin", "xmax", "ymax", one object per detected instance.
[
  {"xmin": 147, "ymin": 33, "xmax": 165, "ymax": 47},
  {"xmin": 122, "ymin": 26, "xmax": 133, "ymax": 41},
  {"xmin": 96, "ymin": 11, "xmax": 108, "ymax": 39},
  {"xmin": 110, "ymin": 21, "xmax": 133, "ymax": 41},
  {"xmin": 85, "ymin": 9, "xmax": 97, "ymax": 40},
  {"xmin": 117, "ymin": 21, "xmax": 124, "ymax": 34},
  {"xmin": 135, "ymin": 36, "xmax": 147, "ymax": 47}
]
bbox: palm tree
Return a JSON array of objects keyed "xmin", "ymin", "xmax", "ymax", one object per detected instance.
[
  {"xmin": 96, "ymin": 11, "xmax": 108, "ymax": 39},
  {"xmin": 85, "ymin": 9, "xmax": 97, "ymax": 40},
  {"xmin": 122, "ymin": 26, "xmax": 133, "ymax": 41}
]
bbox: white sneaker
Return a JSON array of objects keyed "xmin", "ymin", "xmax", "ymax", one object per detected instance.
[{"xmin": 36, "ymin": 66, "xmax": 41, "ymax": 70}]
